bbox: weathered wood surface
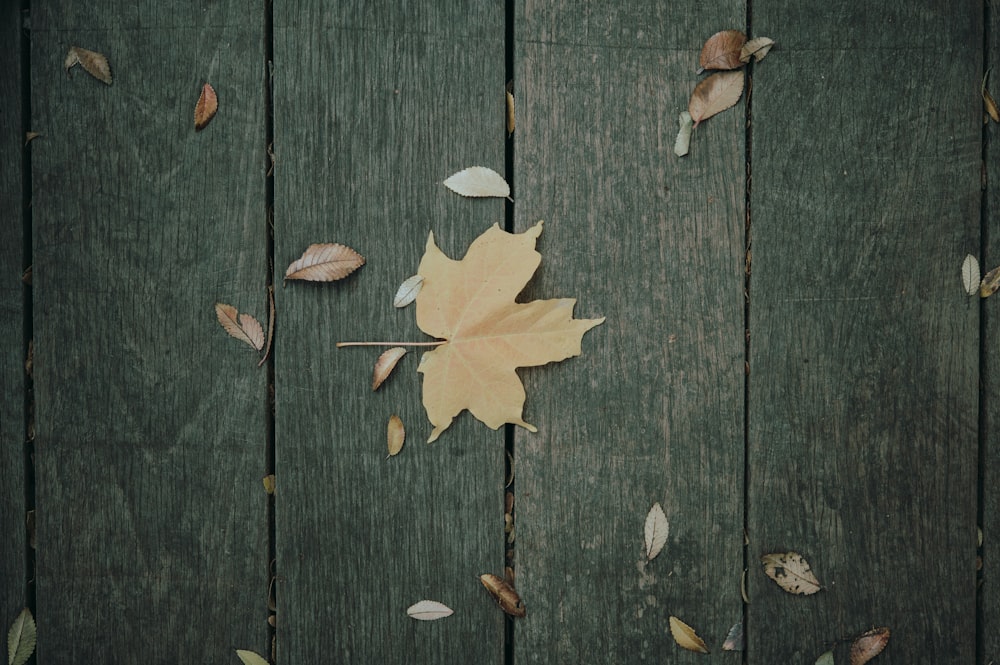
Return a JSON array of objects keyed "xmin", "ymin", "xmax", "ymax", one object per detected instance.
[
  {"xmin": 747, "ymin": 1, "xmax": 982, "ymax": 662},
  {"xmin": 514, "ymin": 1, "xmax": 747, "ymax": 661},
  {"xmin": 29, "ymin": 2, "xmax": 269, "ymax": 662},
  {"xmin": 272, "ymin": 4, "xmax": 507, "ymax": 663}
]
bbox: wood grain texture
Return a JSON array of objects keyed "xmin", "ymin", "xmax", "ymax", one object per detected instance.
[
  {"xmin": 273, "ymin": 4, "xmax": 507, "ymax": 663},
  {"xmin": 0, "ymin": 0, "xmax": 27, "ymax": 627},
  {"xmin": 30, "ymin": 2, "xmax": 268, "ymax": 662},
  {"xmin": 747, "ymin": 1, "xmax": 981, "ymax": 662},
  {"xmin": 514, "ymin": 2, "xmax": 747, "ymax": 661}
]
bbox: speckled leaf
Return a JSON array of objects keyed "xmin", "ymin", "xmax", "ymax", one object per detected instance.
[
  {"xmin": 761, "ymin": 551, "xmax": 822, "ymax": 595},
  {"xmin": 981, "ymin": 265, "xmax": 1000, "ymax": 298}
]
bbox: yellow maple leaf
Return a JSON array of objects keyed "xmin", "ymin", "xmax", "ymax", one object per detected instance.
[{"xmin": 415, "ymin": 221, "xmax": 605, "ymax": 442}]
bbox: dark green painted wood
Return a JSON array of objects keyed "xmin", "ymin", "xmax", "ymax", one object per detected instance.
[
  {"xmin": 1, "ymin": 0, "xmax": 28, "ymax": 627},
  {"xmin": 273, "ymin": 5, "xmax": 507, "ymax": 663},
  {"xmin": 514, "ymin": 2, "xmax": 747, "ymax": 661},
  {"xmin": 747, "ymin": 2, "xmax": 981, "ymax": 662},
  {"xmin": 30, "ymin": 3, "xmax": 269, "ymax": 662}
]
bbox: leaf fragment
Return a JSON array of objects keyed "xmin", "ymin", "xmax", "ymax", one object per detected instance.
[
  {"xmin": 373, "ymin": 347, "xmax": 408, "ymax": 391},
  {"xmin": 722, "ymin": 619, "xmax": 743, "ymax": 651},
  {"xmin": 506, "ymin": 90, "xmax": 515, "ymax": 135},
  {"xmin": 740, "ymin": 37, "xmax": 776, "ymax": 64},
  {"xmin": 24, "ymin": 132, "xmax": 41, "ymax": 146},
  {"xmin": 234, "ymin": 649, "xmax": 269, "ymax": 665},
  {"xmin": 262, "ymin": 474, "xmax": 276, "ymax": 495},
  {"xmin": 387, "ymin": 414, "xmax": 405, "ymax": 457},
  {"xmin": 849, "ymin": 627, "xmax": 890, "ymax": 665},
  {"xmin": 984, "ymin": 69, "xmax": 1000, "ymax": 123},
  {"xmin": 284, "ymin": 243, "xmax": 365, "ymax": 283},
  {"xmin": 406, "ymin": 600, "xmax": 454, "ymax": 621},
  {"xmin": 643, "ymin": 502, "xmax": 669, "ymax": 561},
  {"xmin": 699, "ymin": 29, "xmax": 747, "ymax": 72},
  {"xmin": 215, "ymin": 303, "xmax": 265, "ymax": 352},
  {"xmin": 443, "ymin": 166, "xmax": 510, "ymax": 198},
  {"xmin": 674, "ymin": 111, "xmax": 693, "ymax": 157},
  {"xmin": 480, "ymin": 573, "xmax": 526, "ymax": 617},
  {"xmin": 668, "ymin": 615, "xmax": 710, "ymax": 654},
  {"xmin": 258, "ymin": 285, "xmax": 275, "ymax": 367},
  {"xmin": 393, "ymin": 275, "xmax": 424, "ymax": 308},
  {"xmin": 981, "ymin": 265, "xmax": 1000, "ymax": 298},
  {"xmin": 688, "ymin": 71, "xmax": 744, "ymax": 127},
  {"xmin": 194, "ymin": 82, "xmax": 218, "ymax": 131},
  {"xmin": 64, "ymin": 46, "xmax": 112, "ymax": 84},
  {"xmin": 7, "ymin": 609, "xmax": 36, "ymax": 665},
  {"xmin": 962, "ymin": 254, "xmax": 981, "ymax": 296},
  {"xmin": 815, "ymin": 651, "xmax": 835, "ymax": 665},
  {"xmin": 761, "ymin": 551, "xmax": 822, "ymax": 595}
]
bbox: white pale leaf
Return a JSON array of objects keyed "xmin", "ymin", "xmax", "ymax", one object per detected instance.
[
  {"xmin": 643, "ymin": 502, "xmax": 669, "ymax": 561},
  {"xmin": 962, "ymin": 254, "xmax": 980, "ymax": 296},
  {"xmin": 235, "ymin": 649, "xmax": 269, "ymax": 665},
  {"xmin": 394, "ymin": 275, "xmax": 424, "ymax": 308},
  {"xmin": 443, "ymin": 167, "xmax": 510, "ymax": 198},
  {"xmin": 674, "ymin": 111, "xmax": 693, "ymax": 157},
  {"xmin": 7, "ymin": 609, "xmax": 36, "ymax": 665},
  {"xmin": 406, "ymin": 600, "xmax": 454, "ymax": 621},
  {"xmin": 815, "ymin": 651, "xmax": 835, "ymax": 665}
]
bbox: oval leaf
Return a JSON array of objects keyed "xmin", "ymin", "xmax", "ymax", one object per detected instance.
[
  {"xmin": 699, "ymin": 29, "xmax": 747, "ymax": 71},
  {"xmin": 644, "ymin": 502, "xmax": 669, "ymax": 561},
  {"xmin": 689, "ymin": 71, "xmax": 745, "ymax": 127},
  {"xmin": 480, "ymin": 573, "xmax": 526, "ymax": 617},
  {"xmin": 981, "ymin": 265, "xmax": 1000, "ymax": 298},
  {"xmin": 235, "ymin": 650, "xmax": 269, "ymax": 665},
  {"xmin": 284, "ymin": 243, "xmax": 365, "ymax": 282},
  {"xmin": 669, "ymin": 615, "xmax": 709, "ymax": 654},
  {"xmin": 406, "ymin": 600, "xmax": 454, "ymax": 621},
  {"xmin": 387, "ymin": 414, "xmax": 405, "ymax": 457},
  {"xmin": 373, "ymin": 347, "xmax": 408, "ymax": 391},
  {"xmin": 7, "ymin": 609, "xmax": 36, "ymax": 665},
  {"xmin": 394, "ymin": 275, "xmax": 424, "ymax": 308},
  {"xmin": 195, "ymin": 82, "xmax": 218, "ymax": 131},
  {"xmin": 64, "ymin": 46, "xmax": 112, "ymax": 84},
  {"xmin": 849, "ymin": 627, "xmax": 890, "ymax": 665},
  {"xmin": 962, "ymin": 254, "xmax": 980, "ymax": 296},
  {"xmin": 761, "ymin": 551, "xmax": 822, "ymax": 595},
  {"xmin": 674, "ymin": 111, "xmax": 693, "ymax": 157},
  {"xmin": 443, "ymin": 167, "xmax": 510, "ymax": 198}
]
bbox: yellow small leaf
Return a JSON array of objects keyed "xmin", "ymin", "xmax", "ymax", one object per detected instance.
[
  {"xmin": 761, "ymin": 551, "xmax": 822, "ymax": 595},
  {"xmin": 849, "ymin": 626, "xmax": 890, "ymax": 665},
  {"xmin": 373, "ymin": 348, "xmax": 407, "ymax": 391},
  {"xmin": 668, "ymin": 615, "xmax": 709, "ymax": 654},
  {"xmin": 262, "ymin": 474, "xmax": 276, "ymax": 495},
  {"xmin": 480, "ymin": 573, "xmax": 526, "ymax": 617},
  {"xmin": 284, "ymin": 243, "xmax": 365, "ymax": 283},
  {"xmin": 387, "ymin": 415, "xmax": 405, "ymax": 457}
]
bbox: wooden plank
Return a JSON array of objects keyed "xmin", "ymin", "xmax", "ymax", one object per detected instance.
[
  {"xmin": 30, "ymin": 3, "xmax": 269, "ymax": 662},
  {"xmin": 0, "ymin": 0, "xmax": 28, "ymax": 627},
  {"xmin": 514, "ymin": 2, "xmax": 747, "ymax": 660},
  {"xmin": 273, "ymin": 5, "xmax": 507, "ymax": 663},
  {"xmin": 746, "ymin": 2, "xmax": 981, "ymax": 662}
]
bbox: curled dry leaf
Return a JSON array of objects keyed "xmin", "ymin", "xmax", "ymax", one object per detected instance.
[
  {"xmin": 234, "ymin": 649, "xmax": 269, "ymax": 665},
  {"xmin": 722, "ymin": 619, "xmax": 743, "ymax": 651},
  {"xmin": 480, "ymin": 573, "xmax": 526, "ymax": 617},
  {"xmin": 7, "ymin": 608, "xmax": 37, "ymax": 665},
  {"xmin": 258, "ymin": 285, "xmax": 275, "ymax": 368},
  {"xmin": 262, "ymin": 474, "xmax": 276, "ymax": 495},
  {"xmin": 387, "ymin": 414, "xmax": 405, "ymax": 457},
  {"xmin": 406, "ymin": 600, "xmax": 454, "ymax": 621},
  {"xmin": 962, "ymin": 254, "xmax": 980, "ymax": 296},
  {"xmin": 849, "ymin": 627, "xmax": 890, "ymax": 665},
  {"xmin": 64, "ymin": 46, "xmax": 112, "ymax": 84},
  {"xmin": 284, "ymin": 243, "xmax": 365, "ymax": 283},
  {"xmin": 443, "ymin": 166, "xmax": 510, "ymax": 198},
  {"xmin": 24, "ymin": 132, "xmax": 41, "ymax": 146},
  {"xmin": 981, "ymin": 265, "xmax": 1000, "ymax": 298},
  {"xmin": 373, "ymin": 347, "xmax": 408, "ymax": 391},
  {"xmin": 674, "ymin": 111, "xmax": 693, "ymax": 157},
  {"xmin": 394, "ymin": 275, "xmax": 424, "ymax": 308},
  {"xmin": 643, "ymin": 502, "xmax": 669, "ymax": 561},
  {"xmin": 668, "ymin": 615, "xmax": 709, "ymax": 654},
  {"xmin": 506, "ymin": 90, "xmax": 515, "ymax": 135},
  {"xmin": 740, "ymin": 37, "xmax": 776, "ymax": 64},
  {"xmin": 194, "ymin": 82, "xmax": 218, "ymax": 131},
  {"xmin": 984, "ymin": 69, "xmax": 1000, "ymax": 123},
  {"xmin": 761, "ymin": 551, "xmax": 822, "ymax": 595},
  {"xmin": 699, "ymin": 29, "xmax": 747, "ymax": 72},
  {"xmin": 689, "ymin": 70, "xmax": 744, "ymax": 127},
  {"xmin": 215, "ymin": 303, "xmax": 265, "ymax": 352}
]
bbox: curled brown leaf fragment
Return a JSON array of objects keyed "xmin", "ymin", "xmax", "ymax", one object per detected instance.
[
  {"xmin": 64, "ymin": 46, "xmax": 112, "ymax": 85},
  {"xmin": 849, "ymin": 626, "xmax": 890, "ymax": 665},
  {"xmin": 984, "ymin": 69, "xmax": 1000, "ymax": 123},
  {"xmin": 480, "ymin": 573, "xmax": 526, "ymax": 617},
  {"xmin": 688, "ymin": 70, "xmax": 744, "ymax": 127},
  {"xmin": 284, "ymin": 243, "xmax": 365, "ymax": 283},
  {"xmin": 373, "ymin": 347, "xmax": 407, "ymax": 391},
  {"xmin": 981, "ymin": 265, "xmax": 1000, "ymax": 298},
  {"xmin": 669, "ymin": 615, "xmax": 710, "ymax": 654},
  {"xmin": 387, "ymin": 415, "xmax": 405, "ymax": 457},
  {"xmin": 258, "ymin": 285, "xmax": 275, "ymax": 367},
  {"xmin": 194, "ymin": 82, "xmax": 218, "ymax": 131},
  {"xmin": 699, "ymin": 30, "xmax": 747, "ymax": 72},
  {"xmin": 740, "ymin": 37, "xmax": 775, "ymax": 64}
]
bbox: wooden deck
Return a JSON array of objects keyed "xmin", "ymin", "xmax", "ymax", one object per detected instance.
[{"xmin": 1, "ymin": 0, "xmax": 995, "ymax": 663}]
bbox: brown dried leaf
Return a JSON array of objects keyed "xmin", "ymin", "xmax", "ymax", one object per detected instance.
[
  {"xmin": 64, "ymin": 46, "xmax": 112, "ymax": 84},
  {"xmin": 215, "ymin": 303, "xmax": 265, "ymax": 352},
  {"xmin": 669, "ymin": 615, "xmax": 710, "ymax": 654},
  {"xmin": 258, "ymin": 285, "xmax": 275, "ymax": 367},
  {"xmin": 387, "ymin": 414, "xmax": 405, "ymax": 456},
  {"xmin": 761, "ymin": 551, "xmax": 822, "ymax": 595},
  {"xmin": 849, "ymin": 627, "xmax": 890, "ymax": 665},
  {"xmin": 284, "ymin": 243, "xmax": 365, "ymax": 283},
  {"xmin": 740, "ymin": 37, "xmax": 776, "ymax": 64},
  {"xmin": 984, "ymin": 69, "xmax": 1000, "ymax": 123},
  {"xmin": 194, "ymin": 82, "xmax": 218, "ymax": 131},
  {"xmin": 373, "ymin": 347, "xmax": 407, "ymax": 391},
  {"xmin": 689, "ymin": 71, "xmax": 744, "ymax": 127},
  {"xmin": 699, "ymin": 30, "xmax": 747, "ymax": 72},
  {"xmin": 981, "ymin": 265, "xmax": 1000, "ymax": 298},
  {"xmin": 480, "ymin": 573, "xmax": 526, "ymax": 617}
]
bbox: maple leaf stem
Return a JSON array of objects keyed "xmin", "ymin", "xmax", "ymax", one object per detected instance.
[{"xmin": 336, "ymin": 341, "xmax": 446, "ymax": 348}]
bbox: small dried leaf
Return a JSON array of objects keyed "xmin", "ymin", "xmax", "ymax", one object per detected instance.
[
  {"xmin": 506, "ymin": 91, "xmax": 515, "ymax": 135},
  {"xmin": 373, "ymin": 347, "xmax": 407, "ymax": 391},
  {"xmin": 443, "ymin": 167, "xmax": 510, "ymax": 198},
  {"xmin": 284, "ymin": 243, "xmax": 365, "ymax": 283},
  {"xmin": 387, "ymin": 414, "xmax": 405, "ymax": 457},
  {"xmin": 394, "ymin": 275, "xmax": 424, "ymax": 308},
  {"xmin": 740, "ymin": 37, "xmax": 776, "ymax": 63},
  {"xmin": 674, "ymin": 111, "xmax": 693, "ymax": 157},
  {"xmin": 262, "ymin": 474, "xmax": 276, "ymax": 495},
  {"xmin": 761, "ymin": 551, "xmax": 822, "ymax": 595},
  {"xmin": 215, "ymin": 303, "xmax": 265, "ymax": 352},
  {"xmin": 239, "ymin": 313, "xmax": 265, "ymax": 351},
  {"xmin": 406, "ymin": 600, "xmax": 454, "ymax": 621},
  {"xmin": 643, "ymin": 502, "xmax": 669, "ymax": 561},
  {"xmin": 480, "ymin": 573, "xmax": 526, "ymax": 617},
  {"xmin": 815, "ymin": 651, "xmax": 835, "ymax": 665},
  {"xmin": 234, "ymin": 649, "xmax": 269, "ymax": 665},
  {"xmin": 984, "ymin": 69, "xmax": 1000, "ymax": 123},
  {"xmin": 962, "ymin": 254, "xmax": 981, "ymax": 296},
  {"xmin": 699, "ymin": 30, "xmax": 747, "ymax": 72},
  {"xmin": 7, "ymin": 608, "xmax": 36, "ymax": 665},
  {"xmin": 981, "ymin": 265, "xmax": 1000, "ymax": 298},
  {"xmin": 689, "ymin": 71, "xmax": 744, "ymax": 127},
  {"xmin": 64, "ymin": 46, "xmax": 112, "ymax": 84},
  {"xmin": 24, "ymin": 132, "xmax": 41, "ymax": 146},
  {"xmin": 258, "ymin": 286, "xmax": 275, "ymax": 367},
  {"xmin": 722, "ymin": 619, "xmax": 743, "ymax": 651},
  {"xmin": 669, "ymin": 615, "xmax": 710, "ymax": 654},
  {"xmin": 195, "ymin": 82, "xmax": 218, "ymax": 131},
  {"xmin": 849, "ymin": 627, "xmax": 890, "ymax": 665}
]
